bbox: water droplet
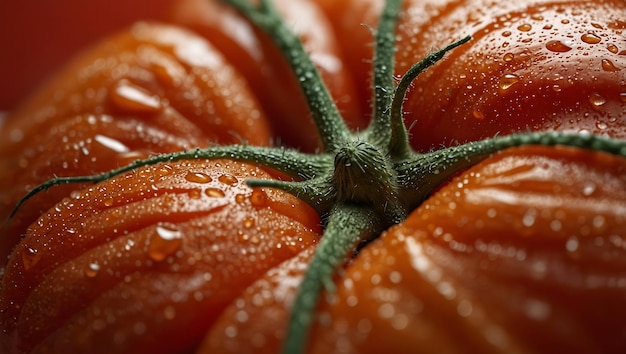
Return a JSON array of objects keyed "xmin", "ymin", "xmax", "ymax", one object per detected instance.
[
  {"xmin": 21, "ymin": 245, "xmax": 41, "ymax": 270},
  {"xmin": 517, "ymin": 24, "xmax": 532, "ymax": 32},
  {"xmin": 608, "ymin": 20, "xmax": 626, "ymax": 30},
  {"xmin": 235, "ymin": 194, "xmax": 246, "ymax": 203},
  {"xmin": 157, "ymin": 164, "xmax": 174, "ymax": 176},
  {"xmin": 503, "ymin": 53, "xmax": 515, "ymax": 62},
  {"xmin": 205, "ymin": 188, "xmax": 226, "ymax": 198},
  {"xmin": 84, "ymin": 262, "xmax": 100, "ymax": 278},
  {"xmin": 588, "ymin": 92, "xmax": 606, "ymax": 108},
  {"xmin": 148, "ymin": 224, "xmax": 183, "ymax": 261},
  {"xmin": 543, "ymin": 24, "xmax": 553, "ymax": 30},
  {"xmin": 499, "ymin": 73, "xmax": 520, "ymax": 90},
  {"xmin": 472, "ymin": 109, "xmax": 485, "ymax": 120},
  {"xmin": 546, "ymin": 40, "xmax": 572, "ymax": 52},
  {"xmin": 620, "ymin": 92, "xmax": 626, "ymax": 102},
  {"xmin": 561, "ymin": 19, "xmax": 570, "ymax": 24},
  {"xmin": 250, "ymin": 189, "xmax": 268, "ymax": 207},
  {"xmin": 522, "ymin": 208, "xmax": 537, "ymax": 227},
  {"xmin": 601, "ymin": 59, "xmax": 620, "ymax": 72},
  {"xmin": 502, "ymin": 31, "xmax": 512, "ymax": 37},
  {"xmin": 596, "ymin": 121, "xmax": 608, "ymax": 130},
  {"xmin": 110, "ymin": 80, "xmax": 161, "ymax": 113},
  {"xmin": 243, "ymin": 217, "xmax": 255, "ymax": 229},
  {"xmin": 187, "ymin": 189, "xmax": 202, "ymax": 199},
  {"xmin": 185, "ymin": 171, "xmax": 212, "ymax": 184},
  {"xmin": 565, "ymin": 237, "xmax": 579, "ymax": 252},
  {"xmin": 582, "ymin": 182, "xmax": 597, "ymax": 196},
  {"xmin": 218, "ymin": 174, "xmax": 238, "ymax": 186},
  {"xmin": 581, "ymin": 33, "xmax": 602, "ymax": 44},
  {"xmin": 94, "ymin": 134, "xmax": 130, "ymax": 153},
  {"xmin": 607, "ymin": 44, "xmax": 619, "ymax": 54},
  {"xmin": 552, "ymin": 84, "xmax": 562, "ymax": 92}
]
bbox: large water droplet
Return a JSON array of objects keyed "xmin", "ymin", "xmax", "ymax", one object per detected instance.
[
  {"xmin": 581, "ymin": 33, "xmax": 602, "ymax": 44},
  {"xmin": 588, "ymin": 92, "xmax": 606, "ymax": 109},
  {"xmin": 517, "ymin": 24, "xmax": 532, "ymax": 32},
  {"xmin": 601, "ymin": 59, "xmax": 620, "ymax": 72},
  {"xmin": 148, "ymin": 224, "xmax": 183, "ymax": 261},
  {"xmin": 250, "ymin": 189, "xmax": 268, "ymax": 207},
  {"xmin": 205, "ymin": 188, "xmax": 226, "ymax": 198},
  {"xmin": 499, "ymin": 74, "xmax": 520, "ymax": 90},
  {"xmin": 110, "ymin": 80, "xmax": 161, "ymax": 113},
  {"xmin": 607, "ymin": 44, "xmax": 619, "ymax": 54},
  {"xmin": 218, "ymin": 174, "xmax": 239, "ymax": 186},
  {"xmin": 185, "ymin": 171, "xmax": 212, "ymax": 184},
  {"xmin": 503, "ymin": 53, "xmax": 515, "ymax": 62},
  {"xmin": 94, "ymin": 134, "xmax": 130, "ymax": 153},
  {"xmin": 546, "ymin": 40, "xmax": 572, "ymax": 52},
  {"xmin": 84, "ymin": 262, "xmax": 100, "ymax": 278}
]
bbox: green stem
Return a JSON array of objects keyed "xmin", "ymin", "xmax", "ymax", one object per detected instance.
[
  {"xmin": 283, "ymin": 204, "xmax": 384, "ymax": 354},
  {"xmin": 389, "ymin": 35, "xmax": 471, "ymax": 157},
  {"xmin": 247, "ymin": 178, "xmax": 335, "ymax": 214},
  {"xmin": 225, "ymin": 0, "xmax": 350, "ymax": 151},
  {"xmin": 9, "ymin": 145, "xmax": 330, "ymax": 220},
  {"xmin": 366, "ymin": 0, "xmax": 402, "ymax": 148},
  {"xmin": 396, "ymin": 131, "xmax": 626, "ymax": 209}
]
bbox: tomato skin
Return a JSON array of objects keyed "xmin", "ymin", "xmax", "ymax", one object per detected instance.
[
  {"xmin": 168, "ymin": 0, "xmax": 366, "ymax": 151},
  {"xmin": 398, "ymin": 0, "xmax": 626, "ymax": 152},
  {"xmin": 0, "ymin": 22, "xmax": 273, "ymax": 263},
  {"xmin": 1, "ymin": 0, "xmax": 626, "ymax": 353},
  {"xmin": 317, "ymin": 0, "xmax": 626, "ymax": 152},
  {"xmin": 199, "ymin": 146, "xmax": 626, "ymax": 353},
  {"xmin": 0, "ymin": 159, "xmax": 321, "ymax": 353}
]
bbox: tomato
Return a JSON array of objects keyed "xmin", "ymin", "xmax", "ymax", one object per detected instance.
[
  {"xmin": 168, "ymin": 0, "xmax": 366, "ymax": 151},
  {"xmin": 0, "ymin": 22, "xmax": 273, "ymax": 264},
  {"xmin": 201, "ymin": 146, "xmax": 626, "ymax": 353},
  {"xmin": 0, "ymin": 159, "xmax": 321, "ymax": 353},
  {"xmin": 315, "ymin": 0, "xmax": 626, "ymax": 152},
  {"xmin": 1, "ymin": 0, "xmax": 626, "ymax": 353}
]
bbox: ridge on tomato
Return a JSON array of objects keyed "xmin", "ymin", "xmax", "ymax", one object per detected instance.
[{"xmin": 1, "ymin": 0, "xmax": 626, "ymax": 353}]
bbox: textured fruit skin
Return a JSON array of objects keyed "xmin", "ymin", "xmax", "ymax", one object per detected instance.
[
  {"xmin": 316, "ymin": 0, "xmax": 626, "ymax": 152},
  {"xmin": 0, "ymin": 22, "xmax": 273, "ymax": 263},
  {"xmin": 1, "ymin": 0, "xmax": 626, "ymax": 353},
  {"xmin": 196, "ymin": 146, "xmax": 626, "ymax": 354},
  {"xmin": 0, "ymin": 159, "xmax": 321, "ymax": 353}
]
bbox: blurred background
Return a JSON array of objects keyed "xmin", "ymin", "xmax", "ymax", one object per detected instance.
[{"xmin": 0, "ymin": 0, "xmax": 178, "ymax": 111}]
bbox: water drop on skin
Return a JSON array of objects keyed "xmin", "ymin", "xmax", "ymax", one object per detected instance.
[
  {"xmin": 581, "ymin": 33, "xmax": 602, "ymax": 44},
  {"xmin": 84, "ymin": 262, "xmax": 100, "ymax": 278},
  {"xmin": 205, "ymin": 188, "xmax": 226, "ymax": 198},
  {"xmin": 185, "ymin": 171, "xmax": 213, "ymax": 184},
  {"xmin": 110, "ymin": 80, "xmax": 161, "ymax": 113},
  {"xmin": 94, "ymin": 134, "xmax": 130, "ymax": 153},
  {"xmin": 588, "ymin": 92, "xmax": 607, "ymax": 108},
  {"xmin": 148, "ymin": 224, "xmax": 183, "ymax": 262},
  {"xmin": 546, "ymin": 40, "xmax": 572, "ymax": 52},
  {"xmin": 499, "ymin": 73, "xmax": 520, "ymax": 90},
  {"xmin": 218, "ymin": 174, "xmax": 239, "ymax": 186},
  {"xmin": 21, "ymin": 245, "xmax": 42, "ymax": 271},
  {"xmin": 249, "ymin": 189, "xmax": 268, "ymax": 207},
  {"xmin": 601, "ymin": 59, "xmax": 620, "ymax": 72}
]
